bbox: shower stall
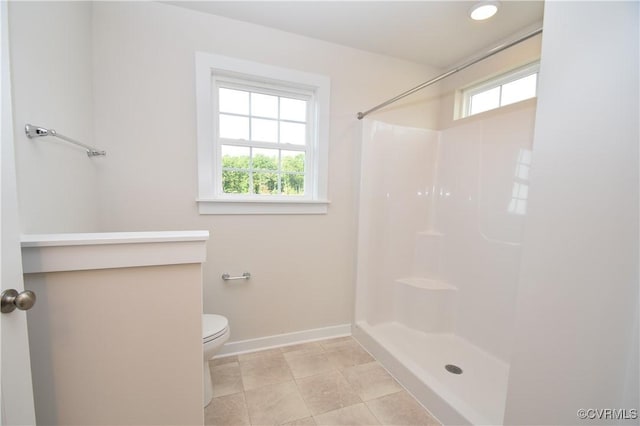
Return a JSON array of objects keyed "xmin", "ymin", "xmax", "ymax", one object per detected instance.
[{"xmin": 353, "ymin": 103, "xmax": 537, "ymax": 424}]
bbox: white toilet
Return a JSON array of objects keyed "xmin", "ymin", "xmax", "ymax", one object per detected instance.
[{"xmin": 203, "ymin": 314, "xmax": 230, "ymax": 407}]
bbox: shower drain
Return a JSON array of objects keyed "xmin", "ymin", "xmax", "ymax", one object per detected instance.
[{"xmin": 445, "ymin": 364, "xmax": 463, "ymax": 375}]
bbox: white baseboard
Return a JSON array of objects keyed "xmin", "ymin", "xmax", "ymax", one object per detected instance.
[{"xmin": 215, "ymin": 323, "xmax": 352, "ymax": 357}]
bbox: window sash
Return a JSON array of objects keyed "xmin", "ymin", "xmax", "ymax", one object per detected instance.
[
  {"xmin": 216, "ymin": 76, "xmax": 315, "ymax": 101},
  {"xmin": 461, "ymin": 62, "xmax": 539, "ymax": 118},
  {"xmin": 212, "ymin": 79, "xmax": 315, "ymax": 200},
  {"xmin": 220, "ymin": 145, "xmax": 307, "ymax": 196}
]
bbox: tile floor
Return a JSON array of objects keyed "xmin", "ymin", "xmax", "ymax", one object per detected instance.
[{"xmin": 205, "ymin": 336, "xmax": 441, "ymax": 425}]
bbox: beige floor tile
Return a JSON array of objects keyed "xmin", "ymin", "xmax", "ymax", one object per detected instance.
[
  {"xmin": 314, "ymin": 403, "xmax": 380, "ymax": 426},
  {"xmin": 325, "ymin": 345, "xmax": 374, "ymax": 370},
  {"xmin": 280, "ymin": 342, "xmax": 325, "ymax": 356},
  {"xmin": 245, "ymin": 380, "xmax": 311, "ymax": 425},
  {"xmin": 211, "ymin": 361, "xmax": 244, "ymax": 398},
  {"xmin": 238, "ymin": 347, "xmax": 283, "ymax": 362},
  {"xmin": 211, "ymin": 355, "xmax": 238, "ymax": 367},
  {"xmin": 284, "ymin": 352, "xmax": 335, "ymax": 379},
  {"xmin": 205, "ymin": 392, "xmax": 250, "ymax": 426},
  {"xmin": 296, "ymin": 370, "xmax": 362, "ymax": 416},
  {"xmin": 283, "ymin": 416, "xmax": 317, "ymax": 426},
  {"xmin": 366, "ymin": 391, "xmax": 440, "ymax": 425},
  {"xmin": 341, "ymin": 362, "xmax": 403, "ymax": 401},
  {"xmin": 240, "ymin": 352, "xmax": 293, "ymax": 391},
  {"xmin": 319, "ymin": 336, "xmax": 357, "ymax": 351}
]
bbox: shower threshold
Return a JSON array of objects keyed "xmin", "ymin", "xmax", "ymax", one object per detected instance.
[{"xmin": 353, "ymin": 321, "xmax": 509, "ymax": 426}]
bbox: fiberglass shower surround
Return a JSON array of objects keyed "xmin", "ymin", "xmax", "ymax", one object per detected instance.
[{"xmin": 353, "ymin": 104, "xmax": 536, "ymax": 425}]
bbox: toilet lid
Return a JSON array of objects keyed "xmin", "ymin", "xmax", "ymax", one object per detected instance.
[{"xmin": 203, "ymin": 314, "xmax": 228, "ymax": 341}]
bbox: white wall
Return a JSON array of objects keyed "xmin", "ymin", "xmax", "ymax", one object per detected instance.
[
  {"xmin": 90, "ymin": 1, "xmax": 440, "ymax": 342},
  {"xmin": 504, "ymin": 2, "xmax": 639, "ymax": 424},
  {"xmin": 9, "ymin": 1, "xmax": 100, "ymax": 233}
]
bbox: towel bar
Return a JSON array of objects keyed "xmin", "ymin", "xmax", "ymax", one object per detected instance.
[{"xmin": 222, "ymin": 272, "xmax": 251, "ymax": 281}]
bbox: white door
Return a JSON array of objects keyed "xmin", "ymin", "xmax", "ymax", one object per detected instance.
[{"xmin": 1, "ymin": 1, "xmax": 36, "ymax": 424}]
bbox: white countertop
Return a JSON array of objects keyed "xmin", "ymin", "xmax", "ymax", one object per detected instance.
[
  {"xmin": 21, "ymin": 230, "xmax": 210, "ymax": 247},
  {"xmin": 20, "ymin": 231, "xmax": 210, "ymax": 273}
]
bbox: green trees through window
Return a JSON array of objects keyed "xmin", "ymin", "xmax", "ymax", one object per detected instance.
[{"xmin": 222, "ymin": 153, "xmax": 305, "ymax": 195}]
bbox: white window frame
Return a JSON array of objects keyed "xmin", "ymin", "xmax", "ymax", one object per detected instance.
[
  {"xmin": 195, "ymin": 52, "xmax": 330, "ymax": 214},
  {"xmin": 459, "ymin": 61, "xmax": 540, "ymax": 118}
]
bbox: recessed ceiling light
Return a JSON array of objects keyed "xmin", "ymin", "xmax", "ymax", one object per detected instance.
[{"xmin": 469, "ymin": 1, "xmax": 500, "ymax": 21}]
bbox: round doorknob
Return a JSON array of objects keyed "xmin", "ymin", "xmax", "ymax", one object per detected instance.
[{"xmin": 1, "ymin": 289, "xmax": 36, "ymax": 313}]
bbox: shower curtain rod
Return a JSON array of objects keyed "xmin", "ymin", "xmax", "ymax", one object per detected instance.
[{"xmin": 356, "ymin": 27, "xmax": 543, "ymax": 120}]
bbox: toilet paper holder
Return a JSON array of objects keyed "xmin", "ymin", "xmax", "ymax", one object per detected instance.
[{"xmin": 222, "ymin": 272, "xmax": 251, "ymax": 281}]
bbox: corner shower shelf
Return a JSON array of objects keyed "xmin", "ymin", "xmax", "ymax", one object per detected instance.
[{"xmin": 394, "ymin": 277, "xmax": 458, "ymax": 333}]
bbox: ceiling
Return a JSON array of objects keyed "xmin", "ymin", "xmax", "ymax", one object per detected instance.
[{"xmin": 168, "ymin": 1, "xmax": 544, "ymax": 69}]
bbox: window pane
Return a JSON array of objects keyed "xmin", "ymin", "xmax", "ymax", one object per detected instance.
[
  {"xmin": 219, "ymin": 88, "xmax": 249, "ymax": 115},
  {"xmin": 469, "ymin": 86, "xmax": 500, "ymax": 115},
  {"xmin": 251, "ymin": 118, "xmax": 278, "ymax": 143},
  {"xmin": 501, "ymin": 74, "xmax": 537, "ymax": 106},
  {"xmin": 221, "ymin": 145, "xmax": 250, "ymax": 169},
  {"xmin": 280, "ymin": 122, "xmax": 306, "ymax": 145},
  {"xmin": 281, "ymin": 150, "xmax": 305, "ymax": 173},
  {"xmin": 251, "ymin": 93, "xmax": 278, "ymax": 118},
  {"xmin": 252, "ymin": 148, "xmax": 278, "ymax": 171},
  {"xmin": 280, "ymin": 97, "xmax": 307, "ymax": 122},
  {"xmin": 281, "ymin": 173, "xmax": 305, "ymax": 195},
  {"xmin": 222, "ymin": 171, "xmax": 249, "ymax": 194},
  {"xmin": 253, "ymin": 172, "xmax": 279, "ymax": 195},
  {"xmin": 220, "ymin": 114, "xmax": 249, "ymax": 140}
]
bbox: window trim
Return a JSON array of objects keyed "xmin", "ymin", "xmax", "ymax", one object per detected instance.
[
  {"xmin": 195, "ymin": 52, "xmax": 330, "ymax": 214},
  {"xmin": 459, "ymin": 61, "xmax": 540, "ymax": 118}
]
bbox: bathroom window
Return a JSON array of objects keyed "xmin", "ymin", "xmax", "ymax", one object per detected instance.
[
  {"xmin": 195, "ymin": 52, "xmax": 330, "ymax": 214},
  {"xmin": 460, "ymin": 62, "xmax": 539, "ymax": 118}
]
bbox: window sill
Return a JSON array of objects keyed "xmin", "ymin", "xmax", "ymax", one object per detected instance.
[{"xmin": 197, "ymin": 198, "xmax": 330, "ymax": 215}]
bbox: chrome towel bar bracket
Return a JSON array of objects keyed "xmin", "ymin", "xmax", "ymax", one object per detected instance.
[
  {"xmin": 25, "ymin": 123, "xmax": 106, "ymax": 157},
  {"xmin": 222, "ymin": 272, "xmax": 251, "ymax": 281}
]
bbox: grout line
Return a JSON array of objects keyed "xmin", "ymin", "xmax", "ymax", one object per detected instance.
[
  {"xmin": 350, "ymin": 335, "xmax": 442, "ymax": 425},
  {"xmin": 290, "ymin": 367, "xmax": 314, "ymax": 424},
  {"xmin": 362, "ymin": 399, "xmax": 384, "ymax": 426},
  {"xmin": 243, "ymin": 389, "xmax": 253, "ymax": 426}
]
